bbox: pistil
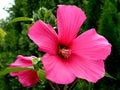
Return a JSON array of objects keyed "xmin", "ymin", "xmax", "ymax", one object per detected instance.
[{"xmin": 58, "ymin": 45, "xmax": 71, "ymax": 59}]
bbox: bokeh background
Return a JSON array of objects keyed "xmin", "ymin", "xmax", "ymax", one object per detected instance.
[{"xmin": 0, "ymin": 0, "xmax": 120, "ymax": 90}]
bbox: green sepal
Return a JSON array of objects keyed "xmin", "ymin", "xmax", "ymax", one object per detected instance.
[
  {"xmin": 32, "ymin": 57, "xmax": 41, "ymax": 65},
  {"xmin": 10, "ymin": 17, "xmax": 33, "ymax": 23},
  {"xmin": 0, "ymin": 67, "xmax": 33, "ymax": 76},
  {"xmin": 37, "ymin": 69, "xmax": 46, "ymax": 82},
  {"xmin": 105, "ymin": 72, "xmax": 116, "ymax": 80}
]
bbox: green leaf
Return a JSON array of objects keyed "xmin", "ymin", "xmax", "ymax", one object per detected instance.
[
  {"xmin": 73, "ymin": 79, "xmax": 90, "ymax": 90},
  {"xmin": 37, "ymin": 69, "xmax": 46, "ymax": 82},
  {"xmin": 88, "ymin": 82, "xmax": 94, "ymax": 90},
  {"xmin": 10, "ymin": 17, "xmax": 33, "ymax": 23},
  {"xmin": 105, "ymin": 72, "xmax": 116, "ymax": 80},
  {"xmin": 0, "ymin": 67, "xmax": 33, "ymax": 76}
]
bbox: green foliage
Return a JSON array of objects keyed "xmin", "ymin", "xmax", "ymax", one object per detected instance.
[
  {"xmin": 0, "ymin": 28, "xmax": 6, "ymax": 41},
  {"xmin": 0, "ymin": 0, "xmax": 120, "ymax": 90},
  {"xmin": 33, "ymin": 7, "xmax": 56, "ymax": 26},
  {"xmin": 84, "ymin": 0, "xmax": 103, "ymax": 30},
  {"xmin": 0, "ymin": 28, "xmax": 6, "ymax": 51},
  {"xmin": 98, "ymin": 0, "xmax": 120, "ymax": 81},
  {"xmin": 71, "ymin": 79, "xmax": 94, "ymax": 90}
]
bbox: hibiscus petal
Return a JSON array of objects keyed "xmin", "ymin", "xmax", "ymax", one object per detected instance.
[
  {"xmin": 67, "ymin": 54, "xmax": 105, "ymax": 82},
  {"xmin": 42, "ymin": 53, "xmax": 75, "ymax": 84},
  {"xmin": 9, "ymin": 55, "xmax": 34, "ymax": 68},
  {"xmin": 57, "ymin": 5, "xmax": 86, "ymax": 45},
  {"xmin": 28, "ymin": 20, "xmax": 58, "ymax": 54},
  {"xmin": 70, "ymin": 29, "xmax": 111, "ymax": 60},
  {"xmin": 18, "ymin": 70, "xmax": 39, "ymax": 87},
  {"xmin": 10, "ymin": 72, "xmax": 20, "ymax": 76}
]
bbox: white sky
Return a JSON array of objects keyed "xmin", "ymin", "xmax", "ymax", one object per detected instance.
[{"xmin": 0, "ymin": 0, "xmax": 14, "ymax": 20}]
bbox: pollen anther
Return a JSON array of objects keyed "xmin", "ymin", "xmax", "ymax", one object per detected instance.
[{"xmin": 58, "ymin": 47, "xmax": 71, "ymax": 59}]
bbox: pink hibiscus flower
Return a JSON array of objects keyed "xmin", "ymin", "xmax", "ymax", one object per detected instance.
[
  {"xmin": 10, "ymin": 55, "xmax": 40, "ymax": 87},
  {"xmin": 28, "ymin": 5, "xmax": 111, "ymax": 84}
]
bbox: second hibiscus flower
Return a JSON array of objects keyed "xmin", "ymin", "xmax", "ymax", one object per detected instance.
[{"xmin": 28, "ymin": 5, "xmax": 111, "ymax": 84}]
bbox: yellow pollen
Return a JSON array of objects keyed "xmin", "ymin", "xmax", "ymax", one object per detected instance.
[{"xmin": 58, "ymin": 48, "xmax": 71, "ymax": 59}]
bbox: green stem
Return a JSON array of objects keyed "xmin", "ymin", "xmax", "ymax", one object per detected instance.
[
  {"xmin": 54, "ymin": 83, "xmax": 60, "ymax": 90},
  {"xmin": 48, "ymin": 81, "xmax": 60, "ymax": 90},
  {"xmin": 68, "ymin": 79, "xmax": 78, "ymax": 90},
  {"xmin": 63, "ymin": 85, "xmax": 68, "ymax": 90},
  {"xmin": 48, "ymin": 81, "xmax": 55, "ymax": 90},
  {"xmin": 88, "ymin": 82, "xmax": 94, "ymax": 90}
]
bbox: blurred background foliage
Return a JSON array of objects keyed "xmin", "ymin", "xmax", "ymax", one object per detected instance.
[{"xmin": 0, "ymin": 0, "xmax": 120, "ymax": 90}]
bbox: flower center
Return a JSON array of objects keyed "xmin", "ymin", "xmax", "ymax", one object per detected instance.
[{"xmin": 58, "ymin": 45, "xmax": 71, "ymax": 59}]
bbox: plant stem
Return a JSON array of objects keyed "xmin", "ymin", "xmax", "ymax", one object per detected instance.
[
  {"xmin": 48, "ymin": 81, "xmax": 61, "ymax": 90},
  {"xmin": 88, "ymin": 82, "xmax": 94, "ymax": 90},
  {"xmin": 48, "ymin": 81, "xmax": 55, "ymax": 90},
  {"xmin": 54, "ymin": 83, "xmax": 60, "ymax": 90},
  {"xmin": 68, "ymin": 79, "xmax": 78, "ymax": 90},
  {"xmin": 63, "ymin": 85, "xmax": 68, "ymax": 90}
]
